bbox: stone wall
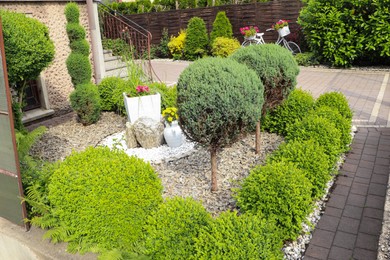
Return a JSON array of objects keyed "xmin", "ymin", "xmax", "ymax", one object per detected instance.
[{"xmin": 0, "ymin": 1, "xmax": 94, "ymax": 114}]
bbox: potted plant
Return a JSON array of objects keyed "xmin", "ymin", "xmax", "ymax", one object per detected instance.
[
  {"xmin": 162, "ymin": 107, "xmax": 182, "ymax": 147},
  {"xmin": 273, "ymin": 19, "xmax": 290, "ymax": 37},
  {"xmin": 239, "ymin": 26, "xmax": 259, "ymax": 40},
  {"xmin": 123, "ymin": 85, "xmax": 161, "ymax": 123}
]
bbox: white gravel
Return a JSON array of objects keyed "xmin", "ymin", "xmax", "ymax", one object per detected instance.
[{"xmin": 99, "ymin": 131, "xmax": 197, "ymax": 163}]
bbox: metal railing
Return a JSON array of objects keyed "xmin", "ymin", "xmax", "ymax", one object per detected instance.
[{"xmin": 97, "ymin": 2, "xmax": 152, "ymax": 79}]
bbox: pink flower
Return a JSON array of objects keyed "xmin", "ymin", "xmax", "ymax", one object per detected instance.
[{"xmin": 136, "ymin": 85, "xmax": 149, "ymax": 93}]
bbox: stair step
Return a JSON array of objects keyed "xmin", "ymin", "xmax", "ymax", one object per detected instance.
[
  {"xmin": 105, "ymin": 59, "xmax": 127, "ymax": 70},
  {"xmin": 105, "ymin": 67, "xmax": 128, "ymax": 78}
]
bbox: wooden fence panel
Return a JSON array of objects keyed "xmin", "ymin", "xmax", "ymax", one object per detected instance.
[{"xmin": 118, "ymin": 0, "xmax": 303, "ymax": 45}]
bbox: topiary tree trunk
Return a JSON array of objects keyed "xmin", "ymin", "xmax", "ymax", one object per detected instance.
[{"xmin": 210, "ymin": 147, "xmax": 218, "ymax": 191}]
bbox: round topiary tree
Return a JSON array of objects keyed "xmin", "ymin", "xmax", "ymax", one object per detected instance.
[
  {"xmin": 230, "ymin": 44, "xmax": 300, "ymax": 153},
  {"xmin": 0, "ymin": 10, "xmax": 55, "ymax": 107},
  {"xmin": 210, "ymin": 11, "xmax": 233, "ymax": 44},
  {"xmin": 177, "ymin": 57, "xmax": 264, "ymax": 191},
  {"xmin": 184, "ymin": 17, "xmax": 209, "ymax": 61}
]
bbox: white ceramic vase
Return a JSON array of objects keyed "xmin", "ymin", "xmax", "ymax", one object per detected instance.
[
  {"xmin": 123, "ymin": 93, "xmax": 161, "ymax": 123},
  {"xmin": 163, "ymin": 120, "xmax": 183, "ymax": 148}
]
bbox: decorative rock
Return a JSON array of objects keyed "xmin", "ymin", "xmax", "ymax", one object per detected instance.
[
  {"xmin": 133, "ymin": 117, "xmax": 164, "ymax": 149},
  {"xmin": 125, "ymin": 122, "xmax": 138, "ymax": 148}
]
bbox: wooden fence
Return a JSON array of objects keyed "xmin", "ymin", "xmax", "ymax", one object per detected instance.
[{"xmin": 118, "ymin": 0, "xmax": 303, "ymax": 45}]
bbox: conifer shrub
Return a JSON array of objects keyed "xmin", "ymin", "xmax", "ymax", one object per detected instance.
[
  {"xmin": 69, "ymin": 39, "xmax": 90, "ymax": 56},
  {"xmin": 43, "ymin": 147, "xmax": 163, "ymax": 253},
  {"xmin": 69, "ymin": 83, "xmax": 101, "ymax": 125},
  {"xmin": 286, "ymin": 114, "xmax": 342, "ymax": 165},
  {"xmin": 66, "ymin": 53, "xmax": 92, "ymax": 86},
  {"xmin": 267, "ymin": 140, "xmax": 331, "ymax": 199},
  {"xmin": 194, "ymin": 212, "xmax": 284, "ymax": 260},
  {"xmin": 143, "ymin": 197, "xmax": 211, "ymax": 259},
  {"xmin": 177, "ymin": 57, "xmax": 263, "ymax": 190},
  {"xmin": 210, "ymin": 11, "xmax": 233, "ymax": 44},
  {"xmin": 311, "ymin": 106, "xmax": 352, "ymax": 151},
  {"xmin": 97, "ymin": 76, "xmax": 127, "ymax": 111},
  {"xmin": 315, "ymin": 91, "xmax": 353, "ymax": 120},
  {"xmin": 168, "ymin": 30, "xmax": 186, "ymax": 60},
  {"xmin": 64, "ymin": 2, "xmax": 80, "ymax": 23},
  {"xmin": 230, "ymin": 44, "xmax": 299, "ymax": 115},
  {"xmin": 184, "ymin": 17, "xmax": 209, "ymax": 60},
  {"xmin": 262, "ymin": 89, "xmax": 315, "ymax": 136},
  {"xmin": 66, "ymin": 23, "xmax": 86, "ymax": 43},
  {"xmin": 235, "ymin": 161, "xmax": 313, "ymax": 240},
  {"xmin": 211, "ymin": 37, "xmax": 240, "ymax": 57}
]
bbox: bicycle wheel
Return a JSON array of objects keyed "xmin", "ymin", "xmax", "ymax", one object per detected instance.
[
  {"xmin": 242, "ymin": 39, "xmax": 259, "ymax": 47},
  {"xmin": 286, "ymin": 41, "xmax": 301, "ymax": 55}
]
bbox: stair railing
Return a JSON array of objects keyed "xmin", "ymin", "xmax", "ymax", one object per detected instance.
[{"xmin": 97, "ymin": 1, "xmax": 152, "ymax": 79}]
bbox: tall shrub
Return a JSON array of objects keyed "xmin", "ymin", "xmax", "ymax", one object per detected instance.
[
  {"xmin": 177, "ymin": 57, "xmax": 264, "ymax": 191},
  {"xmin": 0, "ymin": 10, "xmax": 55, "ymax": 111},
  {"xmin": 210, "ymin": 11, "xmax": 233, "ymax": 44},
  {"xmin": 184, "ymin": 17, "xmax": 209, "ymax": 60},
  {"xmin": 230, "ymin": 44, "xmax": 299, "ymax": 152},
  {"xmin": 70, "ymin": 83, "xmax": 101, "ymax": 125}
]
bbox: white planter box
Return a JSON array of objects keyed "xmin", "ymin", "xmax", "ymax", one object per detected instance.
[{"xmin": 123, "ymin": 92, "xmax": 161, "ymax": 123}]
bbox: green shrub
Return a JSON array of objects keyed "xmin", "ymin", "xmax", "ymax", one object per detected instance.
[
  {"xmin": 97, "ymin": 76, "xmax": 127, "ymax": 111},
  {"xmin": 70, "ymin": 83, "xmax": 101, "ymax": 125},
  {"xmin": 262, "ymin": 89, "xmax": 315, "ymax": 136},
  {"xmin": 315, "ymin": 91, "xmax": 353, "ymax": 120},
  {"xmin": 294, "ymin": 52, "xmax": 320, "ymax": 66},
  {"xmin": 41, "ymin": 147, "xmax": 163, "ymax": 253},
  {"xmin": 194, "ymin": 212, "xmax": 284, "ymax": 260},
  {"xmin": 286, "ymin": 114, "xmax": 342, "ymax": 165},
  {"xmin": 184, "ymin": 17, "xmax": 209, "ymax": 61},
  {"xmin": 64, "ymin": 2, "xmax": 80, "ymax": 23},
  {"xmin": 12, "ymin": 101, "xmax": 25, "ymax": 133},
  {"xmin": 102, "ymin": 38, "xmax": 133, "ymax": 61},
  {"xmin": 168, "ymin": 30, "xmax": 186, "ymax": 60},
  {"xmin": 66, "ymin": 53, "xmax": 92, "ymax": 86},
  {"xmin": 66, "ymin": 23, "xmax": 86, "ymax": 43},
  {"xmin": 177, "ymin": 57, "xmax": 263, "ymax": 190},
  {"xmin": 298, "ymin": 0, "xmax": 390, "ymax": 67},
  {"xmin": 69, "ymin": 39, "xmax": 90, "ymax": 56},
  {"xmin": 143, "ymin": 197, "xmax": 211, "ymax": 259},
  {"xmin": 230, "ymin": 44, "xmax": 299, "ymax": 115},
  {"xmin": 267, "ymin": 140, "xmax": 331, "ymax": 199},
  {"xmin": 235, "ymin": 161, "xmax": 313, "ymax": 240},
  {"xmin": 0, "ymin": 10, "xmax": 54, "ymax": 106},
  {"xmin": 210, "ymin": 11, "xmax": 233, "ymax": 44},
  {"xmin": 312, "ymin": 106, "xmax": 352, "ymax": 151},
  {"xmin": 211, "ymin": 37, "xmax": 240, "ymax": 57},
  {"xmin": 149, "ymin": 82, "xmax": 177, "ymax": 110},
  {"xmin": 155, "ymin": 28, "xmax": 171, "ymax": 58}
]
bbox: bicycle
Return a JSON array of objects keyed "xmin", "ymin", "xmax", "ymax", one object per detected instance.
[{"xmin": 241, "ymin": 23, "xmax": 301, "ymax": 55}]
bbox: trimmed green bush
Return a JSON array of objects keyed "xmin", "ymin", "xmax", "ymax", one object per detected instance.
[
  {"xmin": 316, "ymin": 91, "xmax": 353, "ymax": 120},
  {"xmin": 69, "ymin": 39, "xmax": 90, "ymax": 56},
  {"xmin": 267, "ymin": 140, "xmax": 331, "ymax": 199},
  {"xmin": 66, "ymin": 53, "xmax": 92, "ymax": 86},
  {"xmin": 0, "ymin": 10, "xmax": 55, "ymax": 103},
  {"xmin": 64, "ymin": 2, "xmax": 80, "ymax": 23},
  {"xmin": 69, "ymin": 83, "xmax": 101, "ymax": 125},
  {"xmin": 235, "ymin": 161, "xmax": 313, "ymax": 240},
  {"xmin": 177, "ymin": 57, "xmax": 264, "ymax": 190},
  {"xmin": 210, "ymin": 11, "xmax": 233, "ymax": 44},
  {"xmin": 286, "ymin": 114, "xmax": 342, "ymax": 165},
  {"xmin": 184, "ymin": 17, "xmax": 209, "ymax": 61},
  {"xmin": 44, "ymin": 147, "xmax": 163, "ymax": 253},
  {"xmin": 211, "ymin": 37, "xmax": 240, "ymax": 57},
  {"xmin": 149, "ymin": 82, "xmax": 177, "ymax": 110},
  {"xmin": 294, "ymin": 52, "xmax": 320, "ymax": 66},
  {"xmin": 230, "ymin": 44, "xmax": 299, "ymax": 115},
  {"xmin": 194, "ymin": 212, "xmax": 284, "ymax": 260},
  {"xmin": 143, "ymin": 197, "xmax": 211, "ymax": 259},
  {"xmin": 262, "ymin": 88, "xmax": 315, "ymax": 136},
  {"xmin": 66, "ymin": 23, "xmax": 86, "ymax": 43},
  {"xmin": 97, "ymin": 76, "xmax": 127, "ymax": 111},
  {"xmin": 312, "ymin": 106, "xmax": 352, "ymax": 151}
]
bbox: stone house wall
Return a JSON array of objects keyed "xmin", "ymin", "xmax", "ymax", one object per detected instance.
[{"xmin": 0, "ymin": 1, "xmax": 94, "ymax": 115}]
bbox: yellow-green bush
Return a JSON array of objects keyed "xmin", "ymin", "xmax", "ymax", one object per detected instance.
[
  {"xmin": 211, "ymin": 37, "xmax": 240, "ymax": 57},
  {"xmin": 168, "ymin": 30, "xmax": 186, "ymax": 60}
]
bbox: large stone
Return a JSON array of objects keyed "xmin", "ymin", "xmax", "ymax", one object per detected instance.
[
  {"xmin": 133, "ymin": 117, "xmax": 164, "ymax": 148},
  {"xmin": 125, "ymin": 122, "xmax": 138, "ymax": 148}
]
